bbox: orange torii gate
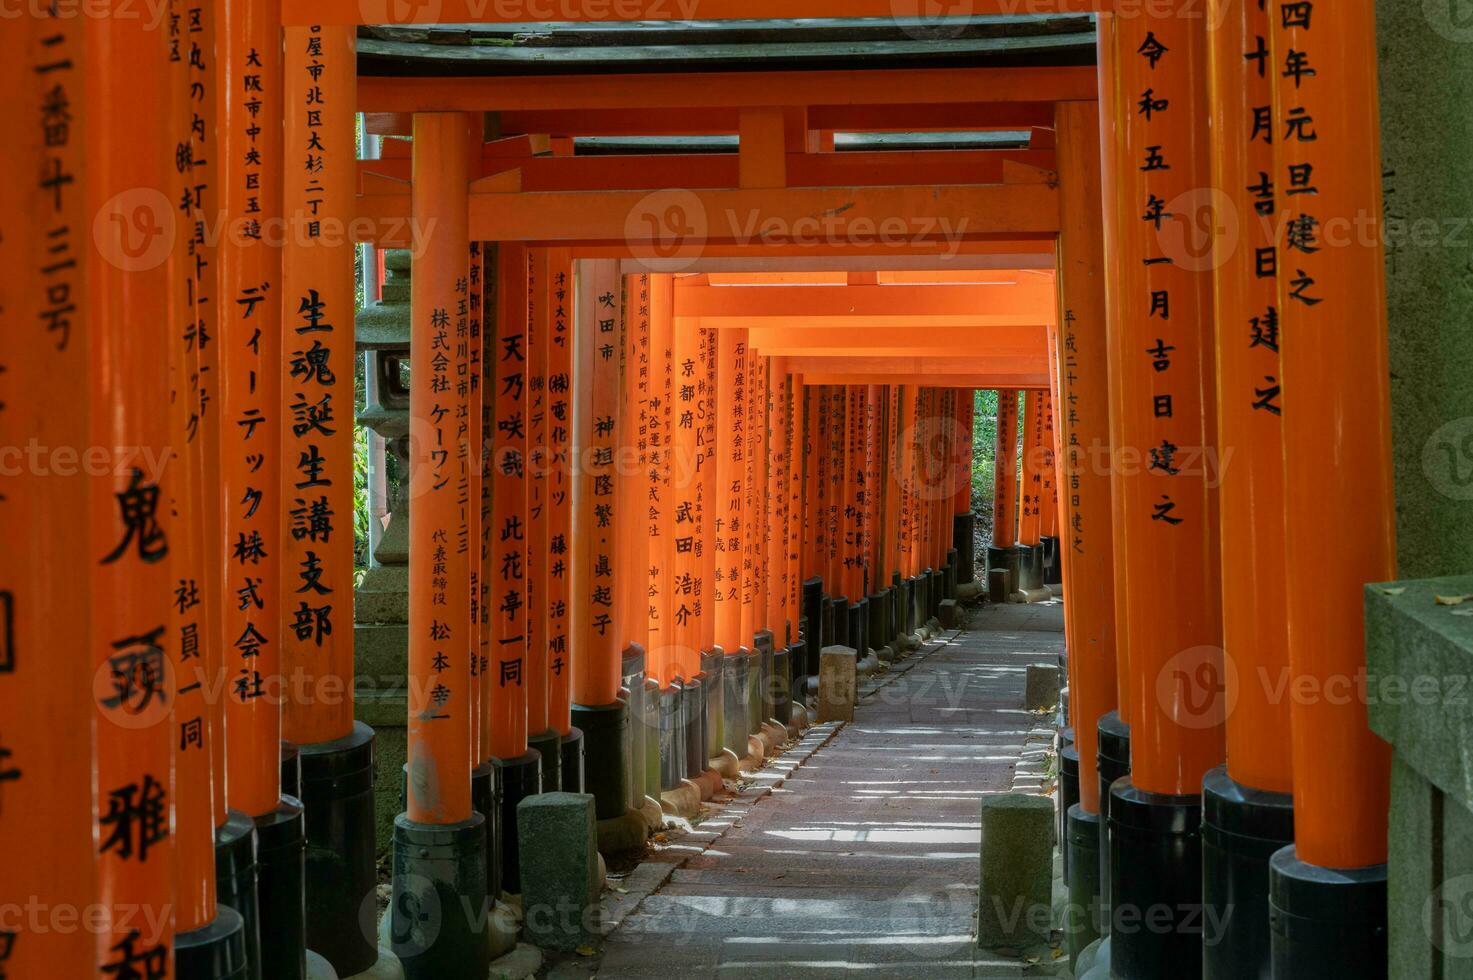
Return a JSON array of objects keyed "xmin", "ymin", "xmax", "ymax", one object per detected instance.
[{"xmin": 5, "ymin": 7, "xmax": 1412, "ymax": 978}]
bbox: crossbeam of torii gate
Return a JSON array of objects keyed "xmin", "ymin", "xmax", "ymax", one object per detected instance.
[{"xmin": 291, "ymin": 1, "xmax": 1110, "ymax": 25}]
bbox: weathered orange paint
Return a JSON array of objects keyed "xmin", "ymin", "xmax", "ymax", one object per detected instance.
[
  {"xmin": 1115, "ymin": 7, "xmax": 1225, "ymax": 796},
  {"xmin": 219, "ymin": 0, "xmax": 285, "ymax": 821},
  {"xmin": 1055, "ymin": 100, "xmax": 1119, "ymax": 813},
  {"xmin": 281, "ymin": 24, "xmax": 358, "ymax": 749},
  {"xmin": 1273, "ymin": 0, "xmax": 1394, "ymax": 870},
  {"xmin": 992, "ymin": 391, "xmax": 1019, "ymax": 550},
  {"xmin": 0, "ymin": 17, "xmax": 97, "ymax": 978},
  {"xmin": 526, "ymin": 248, "xmax": 552, "ymax": 736},
  {"xmin": 406, "ymin": 113, "xmax": 474, "ymax": 824},
  {"xmin": 1207, "ymin": 0, "xmax": 1294, "ymax": 798}
]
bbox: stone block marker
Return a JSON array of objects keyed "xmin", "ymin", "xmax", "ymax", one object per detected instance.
[
  {"xmin": 977, "ymin": 793, "xmax": 1055, "ymax": 949},
  {"xmin": 1023, "ymin": 663, "xmax": 1061, "ymax": 711},
  {"xmin": 817, "ymin": 646, "xmax": 858, "ymax": 723},
  {"xmin": 517, "ymin": 793, "xmax": 600, "ymax": 953},
  {"xmin": 938, "ymin": 598, "xmax": 960, "ymax": 629}
]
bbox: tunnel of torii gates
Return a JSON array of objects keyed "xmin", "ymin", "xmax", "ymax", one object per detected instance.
[{"xmin": 0, "ymin": 2, "xmax": 1396, "ymax": 979}]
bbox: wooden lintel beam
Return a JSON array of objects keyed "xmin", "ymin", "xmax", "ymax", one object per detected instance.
[
  {"xmin": 356, "ymin": 67, "xmax": 1096, "ymax": 114},
  {"xmin": 303, "ymin": 0, "xmax": 1105, "ymax": 25},
  {"xmin": 356, "ymin": 181, "xmax": 1059, "ymax": 247},
  {"xmin": 673, "ymin": 283, "xmax": 1056, "ymax": 319},
  {"xmin": 358, "ymin": 148, "xmax": 1058, "ymax": 193}
]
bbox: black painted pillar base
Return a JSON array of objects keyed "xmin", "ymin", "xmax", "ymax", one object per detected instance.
[
  {"xmin": 1269, "ymin": 847, "xmax": 1387, "ymax": 980},
  {"xmin": 847, "ymin": 599, "xmax": 867, "ymax": 656},
  {"xmin": 281, "ymin": 741, "xmax": 301, "ymax": 800},
  {"xmin": 568, "ymin": 698, "xmax": 627, "ymax": 819},
  {"xmin": 215, "ymin": 809, "xmax": 262, "ymax": 980},
  {"xmin": 802, "ymin": 578, "xmax": 824, "ymax": 676},
  {"xmin": 641, "ymin": 678, "xmax": 661, "ymax": 800},
  {"xmin": 1065, "ymin": 805, "xmax": 1103, "ymax": 971},
  {"xmin": 177, "ymin": 904, "xmax": 250, "ymax": 980},
  {"xmin": 867, "ymin": 592, "xmax": 888, "ymax": 653},
  {"xmin": 746, "ymin": 643, "xmax": 765, "ymax": 736},
  {"xmin": 1202, "ymin": 765, "xmax": 1295, "ymax": 980},
  {"xmin": 298, "ymin": 722, "xmax": 378, "ymax": 977},
  {"xmin": 722, "ymin": 653, "xmax": 750, "ymax": 757},
  {"xmin": 1060, "ymin": 740, "xmax": 1080, "ymax": 885},
  {"xmin": 831, "ymin": 596, "xmax": 850, "ymax": 648},
  {"xmin": 254, "ymin": 797, "xmax": 307, "ymax": 980},
  {"xmin": 1096, "ymin": 711, "xmax": 1131, "ymax": 934},
  {"xmin": 1108, "ymin": 779, "xmax": 1204, "ymax": 979},
  {"xmin": 776, "ymin": 644, "xmax": 799, "ymax": 725},
  {"xmin": 658, "ymin": 682, "xmax": 684, "ymax": 791},
  {"xmin": 1015, "ymin": 544, "xmax": 1039, "ymax": 590},
  {"xmin": 944, "ymin": 548, "xmax": 958, "ymax": 600},
  {"xmin": 755, "ymin": 630, "xmax": 776, "ymax": 725},
  {"xmin": 1003, "ymin": 545, "xmax": 1026, "ymax": 594},
  {"xmin": 701, "ymin": 650, "xmax": 724, "ymax": 759},
  {"xmin": 389, "ymin": 813, "xmax": 491, "ymax": 980},
  {"xmin": 909, "ymin": 576, "xmax": 925, "ymax": 633},
  {"xmin": 682, "ymin": 676, "xmax": 706, "ymax": 776},
  {"xmin": 954, "ymin": 513, "xmax": 976, "ymax": 584},
  {"xmin": 529, "ymin": 729, "xmax": 563, "ymax": 794},
  {"xmin": 1041, "ymin": 535, "xmax": 1062, "ymax": 586},
  {"xmin": 559, "ymin": 728, "xmax": 585, "ymax": 793},
  {"xmin": 929, "ymin": 567, "xmax": 944, "ymax": 616},
  {"xmin": 470, "ymin": 760, "xmax": 502, "ymax": 899},
  {"xmin": 493, "ymin": 751, "xmax": 542, "ymax": 894}
]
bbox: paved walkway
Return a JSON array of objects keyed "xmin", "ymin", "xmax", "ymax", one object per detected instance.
[{"xmin": 595, "ymin": 601, "xmax": 1067, "ymax": 979}]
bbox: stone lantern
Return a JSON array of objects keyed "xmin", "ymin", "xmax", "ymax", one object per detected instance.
[{"xmin": 354, "ymin": 248, "xmax": 412, "ymax": 852}]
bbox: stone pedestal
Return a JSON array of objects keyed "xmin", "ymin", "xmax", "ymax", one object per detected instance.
[
  {"xmin": 517, "ymin": 793, "xmax": 600, "ymax": 953},
  {"xmin": 817, "ymin": 646, "xmax": 857, "ymax": 723},
  {"xmin": 977, "ymin": 794, "xmax": 1054, "ymax": 949}
]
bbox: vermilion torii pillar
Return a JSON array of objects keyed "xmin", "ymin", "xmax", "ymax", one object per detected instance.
[
  {"xmin": 1109, "ymin": 7, "xmax": 1226, "ymax": 977},
  {"xmin": 545, "ymin": 249, "xmax": 580, "ymax": 791},
  {"xmin": 83, "ymin": 12, "xmax": 183, "ymax": 979},
  {"xmin": 390, "ymin": 111, "xmax": 491, "ymax": 980},
  {"xmin": 527, "ymin": 248, "xmax": 560, "ymax": 791},
  {"xmin": 167, "ymin": 6, "xmax": 247, "ymax": 975},
  {"xmin": 951, "ymin": 389, "xmax": 977, "ymax": 587},
  {"xmin": 1267, "ymin": 3, "xmax": 1396, "ymax": 973},
  {"xmin": 218, "ymin": 1, "xmax": 306, "ymax": 975},
  {"xmin": 1054, "ymin": 98, "xmax": 1120, "ymax": 966},
  {"xmin": 489, "ymin": 241, "xmax": 542, "ymax": 898},
  {"xmin": 1095, "ymin": 15, "xmax": 1135, "ymax": 921},
  {"xmin": 0, "ymin": 17, "xmax": 95, "ymax": 979},
  {"xmin": 988, "ymin": 390, "xmax": 1020, "ymax": 595},
  {"xmin": 714, "ymin": 329, "xmax": 751, "ymax": 759},
  {"xmin": 279, "ymin": 24, "xmax": 379, "ymax": 976},
  {"xmin": 571, "ymin": 259, "xmax": 635, "ymax": 831},
  {"xmin": 1017, "ymin": 389, "xmax": 1044, "ymax": 591},
  {"xmin": 1199, "ymin": 1, "xmax": 1296, "ymax": 975}
]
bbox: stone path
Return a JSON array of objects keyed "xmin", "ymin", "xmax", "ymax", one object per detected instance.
[{"xmin": 594, "ymin": 602, "xmax": 1067, "ymax": 979}]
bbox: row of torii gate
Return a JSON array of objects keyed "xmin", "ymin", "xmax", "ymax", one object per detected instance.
[{"xmin": 0, "ymin": 2, "xmax": 1392, "ymax": 980}]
